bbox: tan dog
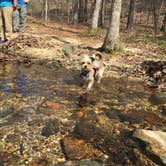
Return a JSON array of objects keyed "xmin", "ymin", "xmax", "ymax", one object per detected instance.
[{"xmin": 80, "ymin": 52, "xmax": 105, "ymax": 90}]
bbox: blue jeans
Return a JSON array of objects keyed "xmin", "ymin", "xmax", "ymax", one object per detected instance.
[{"xmin": 13, "ymin": 6, "xmax": 27, "ymax": 32}]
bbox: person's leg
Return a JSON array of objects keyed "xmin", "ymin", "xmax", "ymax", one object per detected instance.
[
  {"xmin": 2, "ymin": 7, "xmax": 13, "ymax": 33},
  {"xmin": 13, "ymin": 8, "xmax": 20, "ymax": 32},
  {"xmin": 0, "ymin": 7, "xmax": 8, "ymax": 40},
  {"xmin": 0, "ymin": 8, "xmax": 3, "ymax": 39},
  {"xmin": 19, "ymin": 6, "xmax": 27, "ymax": 32}
]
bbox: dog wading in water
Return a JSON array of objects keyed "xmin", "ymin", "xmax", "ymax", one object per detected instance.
[{"xmin": 80, "ymin": 52, "xmax": 105, "ymax": 90}]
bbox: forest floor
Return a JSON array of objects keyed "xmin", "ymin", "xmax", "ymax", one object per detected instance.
[
  {"xmin": 2, "ymin": 17, "xmax": 166, "ymax": 77},
  {"xmin": 0, "ymin": 17, "xmax": 166, "ymax": 166}
]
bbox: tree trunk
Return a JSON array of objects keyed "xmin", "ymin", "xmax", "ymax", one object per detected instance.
[
  {"xmin": 127, "ymin": 0, "xmax": 136, "ymax": 31},
  {"xmin": 161, "ymin": 14, "xmax": 166, "ymax": 34},
  {"xmin": 101, "ymin": 0, "xmax": 122, "ymax": 52},
  {"xmin": 66, "ymin": 0, "xmax": 70, "ymax": 23},
  {"xmin": 92, "ymin": 0, "xmax": 102, "ymax": 28},
  {"xmin": 153, "ymin": 0, "xmax": 158, "ymax": 35},
  {"xmin": 99, "ymin": 0, "xmax": 106, "ymax": 28},
  {"xmin": 72, "ymin": 0, "xmax": 79, "ymax": 24},
  {"xmin": 152, "ymin": 0, "xmax": 163, "ymax": 35},
  {"xmin": 45, "ymin": 0, "xmax": 48, "ymax": 21},
  {"xmin": 83, "ymin": 0, "xmax": 88, "ymax": 23},
  {"xmin": 78, "ymin": 0, "xmax": 84, "ymax": 23},
  {"xmin": 60, "ymin": 0, "xmax": 65, "ymax": 22},
  {"xmin": 145, "ymin": 1, "xmax": 153, "ymax": 31},
  {"xmin": 40, "ymin": 0, "xmax": 44, "ymax": 18}
]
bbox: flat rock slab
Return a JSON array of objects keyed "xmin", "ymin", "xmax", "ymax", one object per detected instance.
[
  {"xmin": 61, "ymin": 136, "xmax": 106, "ymax": 160},
  {"xmin": 56, "ymin": 160, "xmax": 104, "ymax": 166},
  {"xmin": 149, "ymin": 92, "xmax": 166, "ymax": 105},
  {"xmin": 133, "ymin": 129, "xmax": 166, "ymax": 165}
]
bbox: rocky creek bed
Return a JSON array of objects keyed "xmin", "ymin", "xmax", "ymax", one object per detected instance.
[
  {"xmin": 0, "ymin": 31, "xmax": 166, "ymax": 166},
  {"xmin": 0, "ymin": 58, "xmax": 165, "ymax": 166}
]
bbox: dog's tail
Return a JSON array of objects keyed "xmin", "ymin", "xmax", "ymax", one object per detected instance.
[
  {"xmin": 96, "ymin": 52, "xmax": 103, "ymax": 60},
  {"xmin": 92, "ymin": 52, "xmax": 103, "ymax": 60}
]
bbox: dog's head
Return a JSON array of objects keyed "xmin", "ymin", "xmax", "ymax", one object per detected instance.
[{"xmin": 80, "ymin": 54, "xmax": 94, "ymax": 71}]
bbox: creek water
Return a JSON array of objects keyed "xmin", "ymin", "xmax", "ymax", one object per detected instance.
[{"xmin": 0, "ymin": 60, "xmax": 165, "ymax": 165}]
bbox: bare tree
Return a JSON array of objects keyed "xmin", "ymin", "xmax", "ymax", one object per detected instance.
[
  {"xmin": 72, "ymin": 0, "xmax": 79, "ymax": 24},
  {"xmin": 78, "ymin": 0, "xmax": 84, "ymax": 23},
  {"xmin": 127, "ymin": 0, "xmax": 136, "ymax": 31},
  {"xmin": 153, "ymin": 0, "xmax": 158, "ymax": 35},
  {"xmin": 27, "ymin": 0, "xmax": 165, "ymax": 40},
  {"xmin": 83, "ymin": 0, "xmax": 88, "ymax": 23},
  {"xmin": 101, "ymin": 0, "xmax": 122, "ymax": 52},
  {"xmin": 66, "ymin": 0, "xmax": 70, "ymax": 23},
  {"xmin": 161, "ymin": 14, "xmax": 166, "ymax": 35},
  {"xmin": 92, "ymin": 0, "xmax": 102, "ymax": 28},
  {"xmin": 99, "ymin": 0, "xmax": 106, "ymax": 28},
  {"xmin": 152, "ymin": 0, "xmax": 164, "ymax": 35},
  {"xmin": 145, "ymin": 0, "xmax": 153, "ymax": 31},
  {"xmin": 45, "ymin": 0, "xmax": 48, "ymax": 21}
]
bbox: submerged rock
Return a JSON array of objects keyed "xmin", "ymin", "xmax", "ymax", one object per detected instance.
[
  {"xmin": 61, "ymin": 136, "xmax": 106, "ymax": 160},
  {"xmin": 41, "ymin": 101, "xmax": 62, "ymax": 110},
  {"xmin": 41, "ymin": 119, "xmax": 60, "ymax": 137},
  {"xmin": 56, "ymin": 159, "xmax": 104, "ymax": 166},
  {"xmin": 0, "ymin": 107, "xmax": 14, "ymax": 118},
  {"xmin": 133, "ymin": 129, "xmax": 166, "ymax": 165},
  {"xmin": 149, "ymin": 92, "xmax": 166, "ymax": 105},
  {"xmin": 74, "ymin": 110, "xmax": 114, "ymax": 153}
]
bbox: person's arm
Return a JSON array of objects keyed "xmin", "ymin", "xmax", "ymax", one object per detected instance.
[
  {"xmin": 23, "ymin": 0, "xmax": 30, "ymax": 2},
  {"xmin": 12, "ymin": 0, "xmax": 18, "ymax": 10}
]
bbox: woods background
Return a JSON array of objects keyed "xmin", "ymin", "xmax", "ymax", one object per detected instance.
[{"xmin": 27, "ymin": 0, "xmax": 166, "ymax": 34}]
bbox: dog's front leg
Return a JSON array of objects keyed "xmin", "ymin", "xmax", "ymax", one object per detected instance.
[
  {"xmin": 87, "ymin": 79, "xmax": 94, "ymax": 90},
  {"xmin": 97, "ymin": 69, "xmax": 104, "ymax": 83}
]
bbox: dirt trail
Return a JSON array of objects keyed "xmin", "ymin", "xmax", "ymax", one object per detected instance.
[{"xmin": 26, "ymin": 18, "xmax": 102, "ymax": 47}]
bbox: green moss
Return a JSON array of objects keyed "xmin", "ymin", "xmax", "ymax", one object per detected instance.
[
  {"xmin": 81, "ymin": 28, "xmax": 106, "ymax": 38},
  {"xmin": 158, "ymin": 38, "xmax": 166, "ymax": 47}
]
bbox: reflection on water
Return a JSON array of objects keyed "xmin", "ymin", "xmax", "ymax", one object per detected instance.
[
  {"xmin": 0, "ymin": 60, "xmax": 156, "ymax": 113},
  {"xmin": 0, "ymin": 61, "xmax": 66, "ymax": 97},
  {"xmin": 1, "ymin": 80, "xmax": 11, "ymax": 94},
  {"xmin": 15, "ymin": 74, "xmax": 29, "ymax": 95},
  {"xmin": 0, "ymin": 61, "xmax": 162, "ymax": 115},
  {"xmin": 0, "ymin": 60, "xmax": 165, "ymax": 165}
]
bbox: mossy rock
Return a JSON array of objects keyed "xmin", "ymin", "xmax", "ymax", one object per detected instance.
[{"xmin": 149, "ymin": 92, "xmax": 166, "ymax": 105}]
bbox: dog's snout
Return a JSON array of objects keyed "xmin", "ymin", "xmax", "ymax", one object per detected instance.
[{"xmin": 84, "ymin": 65, "xmax": 87, "ymax": 68}]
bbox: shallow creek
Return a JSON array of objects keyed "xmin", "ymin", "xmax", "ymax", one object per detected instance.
[{"xmin": 0, "ymin": 60, "xmax": 165, "ymax": 165}]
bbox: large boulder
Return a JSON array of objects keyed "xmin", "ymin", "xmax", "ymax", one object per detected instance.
[
  {"xmin": 133, "ymin": 129, "xmax": 166, "ymax": 165},
  {"xmin": 74, "ymin": 111, "xmax": 114, "ymax": 153},
  {"xmin": 149, "ymin": 92, "xmax": 166, "ymax": 105},
  {"xmin": 56, "ymin": 160, "xmax": 104, "ymax": 166}
]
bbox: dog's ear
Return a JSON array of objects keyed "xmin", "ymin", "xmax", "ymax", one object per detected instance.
[{"xmin": 90, "ymin": 57, "xmax": 95, "ymax": 62}]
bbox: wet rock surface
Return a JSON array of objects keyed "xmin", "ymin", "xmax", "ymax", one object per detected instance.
[
  {"xmin": 41, "ymin": 119, "xmax": 60, "ymax": 137},
  {"xmin": 61, "ymin": 136, "xmax": 106, "ymax": 160},
  {"xmin": 0, "ymin": 56, "xmax": 165, "ymax": 165},
  {"xmin": 133, "ymin": 129, "xmax": 166, "ymax": 165},
  {"xmin": 149, "ymin": 92, "xmax": 166, "ymax": 105},
  {"xmin": 74, "ymin": 111, "xmax": 114, "ymax": 153},
  {"xmin": 56, "ymin": 160, "xmax": 104, "ymax": 166},
  {"xmin": 141, "ymin": 61, "xmax": 166, "ymax": 90}
]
